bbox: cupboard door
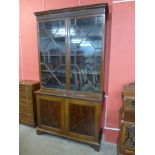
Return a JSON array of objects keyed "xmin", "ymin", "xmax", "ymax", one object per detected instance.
[
  {"xmin": 38, "ymin": 19, "xmax": 66, "ymax": 90},
  {"xmin": 37, "ymin": 95, "xmax": 65, "ymax": 134},
  {"xmin": 69, "ymin": 103, "xmax": 95, "ymax": 136},
  {"xmin": 69, "ymin": 15, "xmax": 105, "ymax": 93},
  {"xmin": 66, "ymin": 99, "xmax": 101, "ymax": 142}
]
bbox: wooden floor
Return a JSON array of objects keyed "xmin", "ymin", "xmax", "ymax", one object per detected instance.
[{"xmin": 19, "ymin": 125, "xmax": 117, "ymax": 155}]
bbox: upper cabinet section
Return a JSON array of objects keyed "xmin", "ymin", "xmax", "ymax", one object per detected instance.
[{"xmin": 35, "ymin": 4, "xmax": 108, "ymax": 93}]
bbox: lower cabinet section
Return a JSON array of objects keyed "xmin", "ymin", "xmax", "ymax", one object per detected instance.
[{"xmin": 36, "ymin": 93, "xmax": 102, "ymax": 151}]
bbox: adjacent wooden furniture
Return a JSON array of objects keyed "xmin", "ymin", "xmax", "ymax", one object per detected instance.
[
  {"xmin": 19, "ymin": 80, "xmax": 40, "ymax": 126},
  {"xmin": 117, "ymin": 83, "xmax": 135, "ymax": 155},
  {"xmin": 34, "ymin": 3, "xmax": 108, "ymax": 151}
]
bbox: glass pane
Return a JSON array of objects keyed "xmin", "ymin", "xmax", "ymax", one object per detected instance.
[
  {"xmin": 39, "ymin": 20, "xmax": 66, "ymax": 89},
  {"xmin": 70, "ymin": 16, "xmax": 104, "ymax": 92}
]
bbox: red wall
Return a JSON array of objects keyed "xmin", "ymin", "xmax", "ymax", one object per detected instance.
[
  {"xmin": 19, "ymin": 0, "xmax": 135, "ymax": 144},
  {"xmin": 104, "ymin": 1, "xmax": 135, "ymax": 143}
]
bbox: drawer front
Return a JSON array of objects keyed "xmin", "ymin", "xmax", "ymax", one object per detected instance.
[
  {"xmin": 36, "ymin": 95, "xmax": 65, "ymax": 134},
  {"xmin": 19, "ymin": 97, "xmax": 32, "ymax": 105},
  {"xmin": 122, "ymin": 111, "xmax": 135, "ymax": 122},
  {"xmin": 19, "ymin": 92, "xmax": 31, "ymax": 98},
  {"xmin": 20, "ymin": 85, "xmax": 32, "ymax": 92},
  {"xmin": 20, "ymin": 110, "xmax": 32, "ymax": 119},
  {"xmin": 19, "ymin": 115, "xmax": 33, "ymax": 126},
  {"xmin": 123, "ymin": 98, "xmax": 135, "ymax": 111},
  {"xmin": 19, "ymin": 103, "xmax": 33, "ymax": 120}
]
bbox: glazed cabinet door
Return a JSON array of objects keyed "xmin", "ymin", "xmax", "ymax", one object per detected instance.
[
  {"xmin": 65, "ymin": 99, "xmax": 101, "ymax": 142},
  {"xmin": 38, "ymin": 19, "xmax": 67, "ymax": 90},
  {"xmin": 69, "ymin": 15, "xmax": 105, "ymax": 93},
  {"xmin": 36, "ymin": 95, "xmax": 65, "ymax": 134}
]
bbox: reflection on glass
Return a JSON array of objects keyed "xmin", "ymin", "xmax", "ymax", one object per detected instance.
[
  {"xmin": 70, "ymin": 16, "xmax": 104, "ymax": 93},
  {"xmin": 39, "ymin": 20, "xmax": 66, "ymax": 89}
]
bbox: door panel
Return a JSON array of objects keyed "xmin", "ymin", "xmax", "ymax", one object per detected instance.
[
  {"xmin": 39, "ymin": 99, "xmax": 61, "ymax": 128},
  {"xmin": 66, "ymin": 99, "xmax": 100, "ymax": 141},
  {"xmin": 69, "ymin": 103, "xmax": 95, "ymax": 136},
  {"xmin": 37, "ymin": 95, "xmax": 65, "ymax": 134}
]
